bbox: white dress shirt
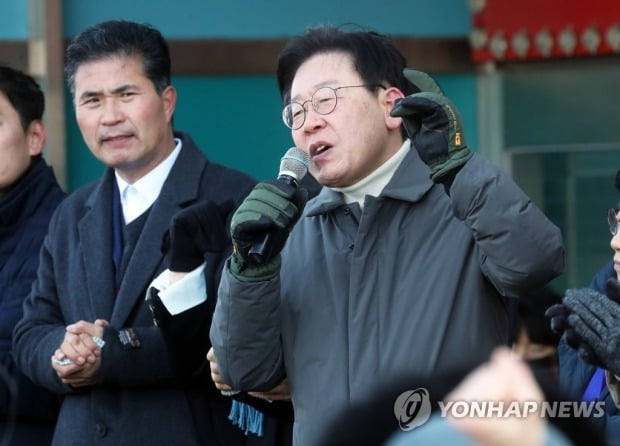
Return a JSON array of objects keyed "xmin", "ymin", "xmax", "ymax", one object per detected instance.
[
  {"xmin": 117, "ymin": 138, "xmax": 207, "ymax": 314},
  {"xmin": 115, "ymin": 138, "xmax": 182, "ymax": 224}
]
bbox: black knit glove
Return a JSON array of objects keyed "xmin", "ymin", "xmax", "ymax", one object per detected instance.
[
  {"xmin": 545, "ymin": 302, "xmax": 601, "ymax": 366},
  {"xmin": 390, "ymin": 70, "xmax": 472, "ymax": 183},
  {"xmin": 164, "ymin": 200, "xmax": 235, "ymax": 272},
  {"xmin": 230, "ymin": 180, "xmax": 307, "ymax": 281},
  {"xmin": 563, "ymin": 279, "xmax": 620, "ymax": 375}
]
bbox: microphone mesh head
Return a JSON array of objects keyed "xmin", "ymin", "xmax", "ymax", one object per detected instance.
[{"xmin": 279, "ymin": 147, "xmax": 310, "ymax": 181}]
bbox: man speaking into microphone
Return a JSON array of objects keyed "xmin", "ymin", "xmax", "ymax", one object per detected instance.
[{"xmin": 210, "ymin": 25, "xmax": 565, "ymax": 446}]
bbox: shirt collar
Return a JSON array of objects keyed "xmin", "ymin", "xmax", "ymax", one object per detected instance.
[{"xmin": 115, "ymin": 137, "xmax": 182, "ymax": 222}]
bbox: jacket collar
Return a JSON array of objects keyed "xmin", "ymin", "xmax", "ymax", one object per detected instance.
[
  {"xmin": 0, "ymin": 157, "xmax": 57, "ymax": 226},
  {"xmin": 83, "ymin": 132, "xmax": 204, "ymax": 212},
  {"xmin": 79, "ymin": 131, "xmax": 209, "ymax": 324}
]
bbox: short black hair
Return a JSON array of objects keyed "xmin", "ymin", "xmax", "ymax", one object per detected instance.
[
  {"xmin": 0, "ymin": 64, "xmax": 44, "ymax": 131},
  {"xmin": 276, "ymin": 25, "xmax": 419, "ymax": 105},
  {"xmin": 65, "ymin": 20, "xmax": 171, "ymax": 95}
]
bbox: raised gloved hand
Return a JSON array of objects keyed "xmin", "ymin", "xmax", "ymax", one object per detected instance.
[
  {"xmin": 562, "ymin": 279, "xmax": 620, "ymax": 375},
  {"xmin": 164, "ymin": 200, "xmax": 235, "ymax": 272},
  {"xmin": 402, "ymin": 68, "xmax": 444, "ymax": 95},
  {"xmin": 390, "ymin": 69, "xmax": 472, "ymax": 183},
  {"xmin": 230, "ymin": 180, "xmax": 308, "ymax": 281}
]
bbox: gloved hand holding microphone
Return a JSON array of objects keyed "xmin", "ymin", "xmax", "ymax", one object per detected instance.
[{"xmin": 229, "ymin": 147, "xmax": 310, "ymax": 282}]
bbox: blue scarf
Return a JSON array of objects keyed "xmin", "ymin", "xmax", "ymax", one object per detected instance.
[{"xmin": 228, "ymin": 400, "xmax": 264, "ymax": 436}]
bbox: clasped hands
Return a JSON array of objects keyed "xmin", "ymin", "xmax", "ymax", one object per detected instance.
[
  {"xmin": 51, "ymin": 319, "xmax": 108, "ymax": 387},
  {"xmin": 546, "ymin": 277, "xmax": 620, "ymax": 375}
]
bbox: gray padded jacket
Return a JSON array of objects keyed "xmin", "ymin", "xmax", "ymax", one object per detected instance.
[{"xmin": 211, "ymin": 147, "xmax": 564, "ymax": 446}]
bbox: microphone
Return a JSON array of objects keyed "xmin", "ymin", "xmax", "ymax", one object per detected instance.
[{"xmin": 248, "ymin": 147, "xmax": 310, "ymax": 264}]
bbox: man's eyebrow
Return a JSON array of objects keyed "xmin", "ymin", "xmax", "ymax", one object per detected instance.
[
  {"xmin": 109, "ymin": 84, "xmax": 139, "ymax": 94},
  {"xmin": 78, "ymin": 84, "xmax": 139, "ymax": 101},
  {"xmin": 78, "ymin": 90, "xmax": 101, "ymax": 102}
]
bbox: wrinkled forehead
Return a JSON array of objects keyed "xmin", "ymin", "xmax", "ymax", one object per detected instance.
[{"xmin": 73, "ymin": 55, "xmax": 147, "ymax": 94}]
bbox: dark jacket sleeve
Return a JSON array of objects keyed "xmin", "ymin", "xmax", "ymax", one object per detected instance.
[
  {"xmin": 1, "ymin": 165, "xmax": 65, "ymax": 418},
  {"xmin": 12, "ymin": 209, "xmax": 80, "ymax": 395},
  {"xmin": 1, "ymin": 274, "xmax": 60, "ymax": 420},
  {"xmin": 451, "ymin": 154, "xmax": 565, "ymax": 296}
]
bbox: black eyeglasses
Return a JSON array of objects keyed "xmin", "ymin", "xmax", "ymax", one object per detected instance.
[
  {"xmin": 282, "ymin": 84, "xmax": 385, "ymax": 130},
  {"xmin": 608, "ymin": 208, "xmax": 619, "ymax": 235}
]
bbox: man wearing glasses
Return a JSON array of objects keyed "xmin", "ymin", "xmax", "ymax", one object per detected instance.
[
  {"xmin": 210, "ymin": 25, "xmax": 564, "ymax": 446},
  {"xmin": 548, "ymin": 170, "xmax": 620, "ymax": 444}
]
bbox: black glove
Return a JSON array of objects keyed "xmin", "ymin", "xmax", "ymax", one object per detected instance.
[
  {"xmin": 390, "ymin": 70, "xmax": 472, "ymax": 183},
  {"xmin": 546, "ymin": 302, "xmax": 570, "ymax": 334},
  {"xmin": 230, "ymin": 180, "xmax": 308, "ymax": 281},
  {"xmin": 546, "ymin": 303, "xmax": 584, "ymax": 348},
  {"xmin": 562, "ymin": 279, "xmax": 620, "ymax": 374},
  {"xmin": 164, "ymin": 200, "xmax": 235, "ymax": 272},
  {"xmin": 545, "ymin": 302, "xmax": 601, "ymax": 365}
]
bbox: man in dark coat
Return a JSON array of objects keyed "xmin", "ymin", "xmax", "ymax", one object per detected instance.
[
  {"xmin": 12, "ymin": 21, "xmax": 255, "ymax": 445},
  {"xmin": 0, "ymin": 64, "xmax": 65, "ymax": 444}
]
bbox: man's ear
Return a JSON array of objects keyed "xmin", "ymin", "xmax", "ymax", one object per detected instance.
[
  {"xmin": 162, "ymin": 85, "xmax": 177, "ymax": 123},
  {"xmin": 27, "ymin": 120, "xmax": 46, "ymax": 156},
  {"xmin": 382, "ymin": 87, "xmax": 405, "ymax": 130}
]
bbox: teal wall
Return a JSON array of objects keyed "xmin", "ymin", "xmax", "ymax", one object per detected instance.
[
  {"xmin": 3, "ymin": 0, "xmax": 476, "ymax": 190},
  {"xmin": 0, "ymin": 1, "xmax": 28, "ymax": 38},
  {"xmin": 60, "ymin": 0, "xmax": 471, "ymax": 38},
  {"xmin": 1, "ymin": 0, "xmax": 470, "ymax": 39}
]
